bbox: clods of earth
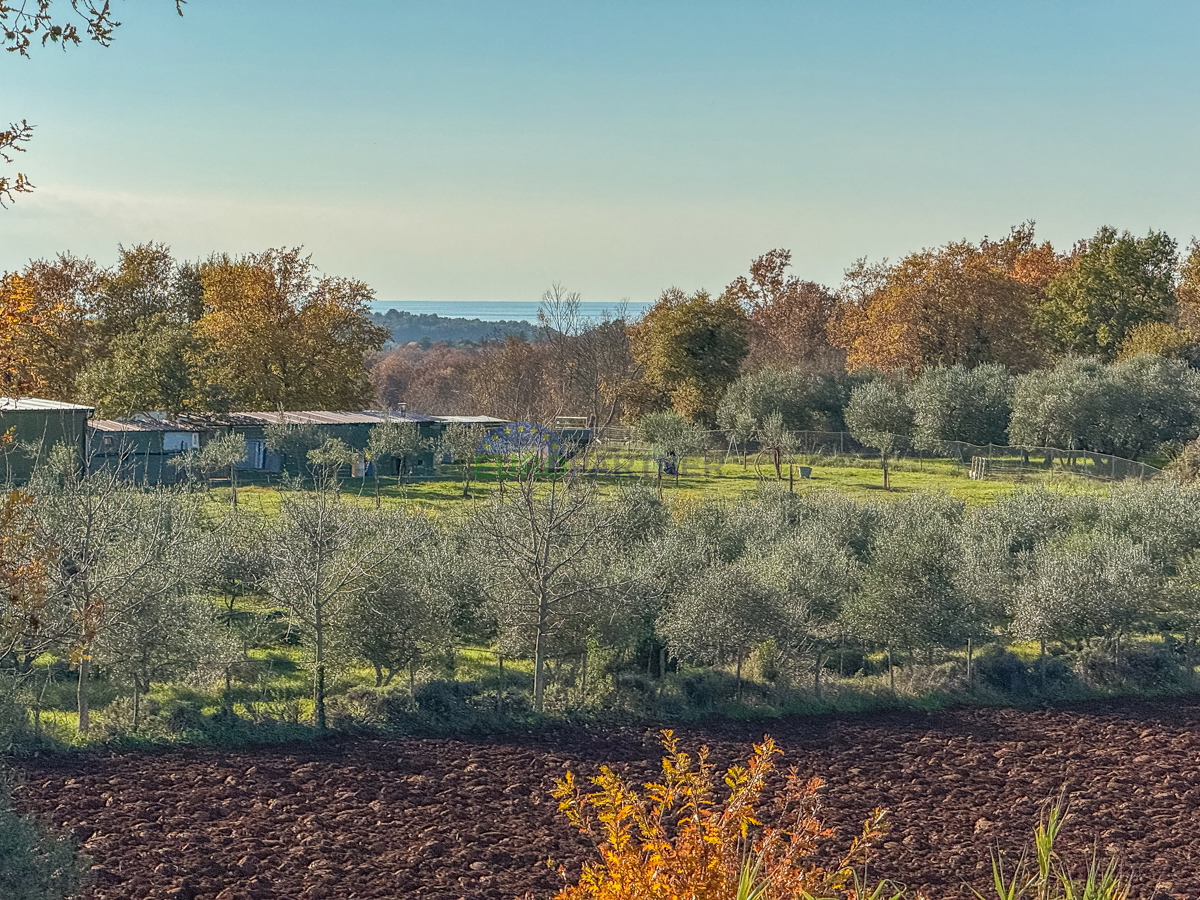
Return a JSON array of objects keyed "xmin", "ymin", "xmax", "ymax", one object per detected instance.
[{"xmin": 14, "ymin": 697, "xmax": 1200, "ymax": 900}]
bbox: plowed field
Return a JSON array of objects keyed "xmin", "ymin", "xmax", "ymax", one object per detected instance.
[{"xmin": 15, "ymin": 698, "xmax": 1200, "ymax": 900}]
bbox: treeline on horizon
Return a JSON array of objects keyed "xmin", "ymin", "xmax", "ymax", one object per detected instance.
[
  {"xmin": 371, "ymin": 308, "xmax": 538, "ymax": 347},
  {"xmin": 5, "ymin": 223, "xmax": 1200, "ymax": 462}
]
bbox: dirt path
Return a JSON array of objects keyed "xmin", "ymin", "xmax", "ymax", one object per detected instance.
[{"xmin": 15, "ymin": 698, "xmax": 1200, "ymax": 900}]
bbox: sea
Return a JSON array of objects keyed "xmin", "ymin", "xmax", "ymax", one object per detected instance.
[{"xmin": 371, "ymin": 299, "xmax": 652, "ymax": 323}]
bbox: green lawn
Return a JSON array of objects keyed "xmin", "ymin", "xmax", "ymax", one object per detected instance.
[{"xmin": 212, "ymin": 453, "xmax": 1109, "ymax": 515}]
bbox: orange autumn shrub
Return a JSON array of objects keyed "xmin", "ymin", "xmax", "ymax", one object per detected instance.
[{"xmin": 549, "ymin": 730, "xmax": 900, "ymax": 900}]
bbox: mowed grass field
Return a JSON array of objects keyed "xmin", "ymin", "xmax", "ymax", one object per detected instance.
[{"xmin": 215, "ymin": 453, "xmax": 1109, "ymax": 515}]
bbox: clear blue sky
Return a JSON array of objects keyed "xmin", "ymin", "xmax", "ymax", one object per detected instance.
[{"xmin": 4, "ymin": 1, "xmax": 1200, "ymax": 304}]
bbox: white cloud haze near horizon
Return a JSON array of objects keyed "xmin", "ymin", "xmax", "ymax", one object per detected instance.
[{"xmin": 4, "ymin": 0, "xmax": 1200, "ymax": 305}]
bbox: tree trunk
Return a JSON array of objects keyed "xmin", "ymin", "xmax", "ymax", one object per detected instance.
[
  {"xmin": 887, "ymin": 646, "xmax": 895, "ymax": 691},
  {"xmin": 230, "ymin": 464, "xmax": 239, "ymax": 508},
  {"xmin": 813, "ymin": 650, "xmax": 822, "ymax": 699},
  {"xmin": 966, "ymin": 638, "xmax": 973, "ymax": 692},
  {"xmin": 579, "ymin": 648, "xmax": 588, "ymax": 704},
  {"xmin": 77, "ymin": 655, "xmax": 91, "ymax": 734},
  {"xmin": 374, "ymin": 470, "xmax": 381, "ymax": 509},
  {"xmin": 373, "ymin": 663, "xmax": 383, "ymax": 688},
  {"xmin": 497, "ymin": 655, "xmax": 504, "ymax": 712},
  {"xmin": 659, "ymin": 647, "xmax": 667, "ymax": 679},
  {"xmin": 314, "ymin": 663, "xmax": 327, "ymax": 729},
  {"xmin": 313, "ymin": 615, "xmax": 327, "ymax": 729},
  {"xmin": 882, "ymin": 454, "xmax": 890, "ymax": 490},
  {"xmin": 533, "ymin": 593, "xmax": 550, "ymax": 713}
]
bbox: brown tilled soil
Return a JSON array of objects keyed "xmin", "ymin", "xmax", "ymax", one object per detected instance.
[{"xmin": 14, "ymin": 698, "xmax": 1200, "ymax": 900}]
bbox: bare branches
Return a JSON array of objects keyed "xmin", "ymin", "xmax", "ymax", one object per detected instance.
[{"xmin": 0, "ymin": 120, "xmax": 33, "ymax": 207}]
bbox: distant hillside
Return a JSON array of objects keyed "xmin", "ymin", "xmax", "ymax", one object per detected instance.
[{"xmin": 372, "ymin": 309, "xmax": 538, "ymax": 346}]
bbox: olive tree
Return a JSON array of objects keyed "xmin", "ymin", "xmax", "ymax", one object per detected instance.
[
  {"xmin": 909, "ymin": 363, "xmax": 1013, "ymax": 448},
  {"xmin": 437, "ymin": 423, "xmax": 488, "ymax": 498},
  {"xmin": 842, "ymin": 494, "xmax": 972, "ymax": 685},
  {"xmin": 264, "ymin": 485, "xmax": 391, "ymax": 728},
  {"xmin": 0, "ymin": 780, "xmax": 89, "ymax": 900},
  {"xmin": 1010, "ymin": 530, "xmax": 1160, "ymax": 653},
  {"xmin": 366, "ymin": 420, "xmax": 424, "ymax": 507},
  {"xmin": 32, "ymin": 455, "xmax": 208, "ymax": 734},
  {"xmin": 467, "ymin": 475, "xmax": 648, "ymax": 711},
  {"xmin": 655, "ymin": 560, "xmax": 778, "ymax": 696},
  {"xmin": 171, "ymin": 431, "xmax": 247, "ymax": 506},
  {"xmin": 844, "ymin": 379, "xmax": 913, "ymax": 489},
  {"xmin": 344, "ymin": 511, "xmax": 457, "ymax": 688}
]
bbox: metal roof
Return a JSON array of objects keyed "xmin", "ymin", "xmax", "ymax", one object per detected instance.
[
  {"xmin": 88, "ymin": 418, "xmax": 205, "ymax": 433},
  {"xmin": 225, "ymin": 410, "xmax": 436, "ymax": 426},
  {"xmin": 168, "ymin": 410, "xmax": 439, "ymax": 429},
  {"xmin": 429, "ymin": 415, "xmax": 511, "ymax": 426},
  {"xmin": 0, "ymin": 397, "xmax": 94, "ymax": 413}
]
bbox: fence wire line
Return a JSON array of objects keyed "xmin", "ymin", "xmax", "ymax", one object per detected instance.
[{"xmin": 593, "ymin": 428, "xmax": 1161, "ymax": 482}]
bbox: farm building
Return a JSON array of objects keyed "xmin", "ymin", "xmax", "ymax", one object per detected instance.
[
  {"xmin": 88, "ymin": 416, "xmax": 205, "ymax": 484},
  {"xmin": 79, "ymin": 409, "xmax": 515, "ymax": 483},
  {"xmin": 0, "ymin": 397, "xmax": 94, "ymax": 484},
  {"xmin": 188, "ymin": 410, "xmax": 454, "ymax": 477}
]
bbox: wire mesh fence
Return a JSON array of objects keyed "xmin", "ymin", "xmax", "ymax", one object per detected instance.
[{"xmin": 590, "ymin": 427, "xmax": 1162, "ymax": 483}]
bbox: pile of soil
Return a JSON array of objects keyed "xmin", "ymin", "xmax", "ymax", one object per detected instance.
[{"xmin": 14, "ymin": 697, "xmax": 1200, "ymax": 900}]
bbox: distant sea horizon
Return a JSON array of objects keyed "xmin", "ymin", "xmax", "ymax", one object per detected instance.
[{"xmin": 371, "ymin": 299, "xmax": 651, "ymax": 323}]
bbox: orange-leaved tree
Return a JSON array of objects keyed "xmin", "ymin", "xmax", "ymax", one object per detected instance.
[
  {"xmin": 549, "ymin": 729, "xmax": 894, "ymax": 900},
  {"xmin": 829, "ymin": 224, "xmax": 1053, "ymax": 375},
  {"xmin": 0, "ymin": 271, "xmax": 59, "ymax": 398}
]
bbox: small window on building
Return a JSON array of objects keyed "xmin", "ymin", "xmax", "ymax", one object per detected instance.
[{"xmin": 164, "ymin": 432, "xmax": 200, "ymax": 452}]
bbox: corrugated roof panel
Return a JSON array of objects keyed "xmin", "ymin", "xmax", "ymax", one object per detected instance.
[
  {"xmin": 88, "ymin": 418, "xmax": 205, "ymax": 433},
  {"xmin": 0, "ymin": 397, "xmax": 94, "ymax": 412}
]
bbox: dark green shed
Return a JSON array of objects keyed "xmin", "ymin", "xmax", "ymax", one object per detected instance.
[{"xmin": 0, "ymin": 397, "xmax": 94, "ymax": 485}]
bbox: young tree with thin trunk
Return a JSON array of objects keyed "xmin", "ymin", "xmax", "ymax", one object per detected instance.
[
  {"xmin": 265, "ymin": 484, "xmax": 389, "ymax": 729},
  {"xmin": 844, "ymin": 379, "xmax": 913, "ymax": 490},
  {"xmin": 467, "ymin": 473, "xmax": 644, "ymax": 712},
  {"xmin": 366, "ymin": 420, "xmax": 423, "ymax": 507}
]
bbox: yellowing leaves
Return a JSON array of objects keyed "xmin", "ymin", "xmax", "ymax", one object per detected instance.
[{"xmin": 549, "ymin": 730, "xmax": 892, "ymax": 900}]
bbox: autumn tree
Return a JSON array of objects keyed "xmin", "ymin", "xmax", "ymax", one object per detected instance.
[
  {"xmin": 196, "ymin": 248, "xmax": 387, "ymax": 410},
  {"xmin": 723, "ymin": 249, "xmax": 842, "ymax": 371},
  {"xmin": 1176, "ymin": 238, "xmax": 1200, "ymax": 342},
  {"xmin": 830, "ymin": 225, "xmax": 1047, "ymax": 374},
  {"xmin": 0, "ymin": 489, "xmax": 49, "ymax": 671},
  {"xmin": 370, "ymin": 343, "xmax": 479, "ymax": 414},
  {"xmin": 1037, "ymin": 226, "xmax": 1178, "ymax": 359},
  {"xmin": 628, "ymin": 288, "xmax": 749, "ymax": 424},
  {"xmin": 77, "ymin": 314, "xmax": 200, "ymax": 416},
  {"xmin": 10, "ymin": 254, "xmax": 99, "ymax": 401},
  {"xmin": 0, "ymin": 274, "xmax": 50, "ymax": 397},
  {"xmin": 468, "ymin": 335, "xmax": 554, "ymax": 423},
  {"xmin": 538, "ymin": 284, "xmax": 638, "ymax": 428}
]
